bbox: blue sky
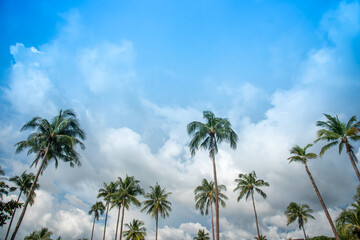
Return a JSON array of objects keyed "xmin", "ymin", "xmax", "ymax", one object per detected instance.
[{"xmin": 1, "ymin": 1, "xmax": 360, "ymax": 239}]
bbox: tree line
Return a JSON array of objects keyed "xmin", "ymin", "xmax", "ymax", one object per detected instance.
[{"xmin": 1, "ymin": 109, "xmax": 359, "ymax": 239}]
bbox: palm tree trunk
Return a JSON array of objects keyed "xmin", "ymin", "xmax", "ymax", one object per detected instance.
[
  {"xmin": 210, "ymin": 135, "xmax": 220, "ymax": 240},
  {"xmin": 91, "ymin": 216, "xmax": 95, "ymax": 240},
  {"xmin": 251, "ymin": 190, "xmax": 261, "ymax": 240},
  {"xmin": 345, "ymin": 143, "xmax": 360, "ymax": 181},
  {"xmin": 115, "ymin": 205, "xmax": 121, "ymax": 240},
  {"xmin": 11, "ymin": 143, "xmax": 50, "ymax": 240},
  {"xmin": 119, "ymin": 201, "xmax": 125, "ymax": 240},
  {"xmin": 103, "ymin": 202, "xmax": 109, "ymax": 240},
  {"xmin": 155, "ymin": 213, "xmax": 159, "ymax": 240},
  {"xmin": 5, "ymin": 191, "xmax": 22, "ymax": 240},
  {"xmin": 301, "ymin": 222, "xmax": 307, "ymax": 240},
  {"xmin": 210, "ymin": 202, "xmax": 215, "ymax": 240},
  {"xmin": 304, "ymin": 164, "xmax": 339, "ymax": 240}
]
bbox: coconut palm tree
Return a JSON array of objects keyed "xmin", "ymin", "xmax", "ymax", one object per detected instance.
[
  {"xmin": 254, "ymin": 235, "xmax": 267, "ymax": 240},
  {"xmin": 122, "ymin": 219, "xmax": 146, "ymax": 240},
  {"xmin": 234, "ymin": 171, "xmax": 269, "ymax": 240},
  {"xmin": 24, "ymin": 227, "xmax": 53, "ymax": 240},
  {"xmin": 336, "ymin": 200, "xmax": 360, "ymax": 239},
  {"xmin": 194, "ymin": 179, "xmax": 228, "ymax": 240},
  {"xmin": 113, "ymin": 175, "xmax": 144, "ymax": 240},
  {"xmin": 98, "ymin": 181, "xmax": 117, "ymax": 240},
  {"xmin": 111, "ymin": 190, "xmax": 122, "ymax": 240},
  {"xmin": 141, "ymin": 183, "xmax": 172, "ymax": 240},
  {"xmin": 5, "ymin": 171, "xmax": 39, "ymax": 240},
  {"xmin": 315, "ymin": 114, "xmax": 360, "ymax": 181},
  {"xmin": 288, "ymin": 144, "xmax": 339, "ymax": 240},
  {"xmin": 284, "ymin": 202, "xmax": 315, "ymax": 240},
  {"xmin": 89, "ymin": 201, "xmax": 105, "ymax": 240},
  {"xmin": 11, "ymin": 109, "xmax": 85, "ymax": 240},
  {"xmin": 194, "ymin": 229, "xmax": 210, "ymax": 240},
  {"xmin": 187, "ymin": 111, "xmax": 238, "ymax": 240}
]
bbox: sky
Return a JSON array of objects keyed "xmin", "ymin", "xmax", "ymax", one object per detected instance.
[{"xmin": 0, "ymin": 0, "xmax": 360, "ymax": 239}]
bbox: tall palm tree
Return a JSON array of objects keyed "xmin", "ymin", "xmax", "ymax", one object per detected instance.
[
  {"xmin": 284, "ymin": 202, "xmax": 315, "ymax": 240},
  {"xmin": 288, "ymin": 144, "xmax": 339, "ymax": 240},
  {"xmin": 336, "ymin": 200, "xmax": 360, "ymax": 239},
  {"xmin": 233, "ymin": 171, "xmax": 269, "ymax": 240},
  {"xmin": 194, "ymin": 229, "xmax": 210, "ymax": 240},
  {"xmin": 141, "ymin": 183, "xmax": 172, "ymax": 240},
  {"xmin": 5, "ymin": 171, "xmax": 39, "ymax": 240},
  {"xmin": 194, "ymin": 179, "xmax": 228, "ymax": 240},
  {"xmin": 11, "ymin": 109, "xmax": 85, "ymax": 240},
  {"xmin": 111, "ymin": 190, "xmax": 122, "ymax": 240},
  {"xmin": 89, "ymin": 201, "xmax": 105, "ymax": 240},
  {"xmin": 98, "ymin": 181, "xmax": 117, "ymax": 240},
  {"xmin": 122, "ymin": 219, "xmax": 146, "ymax": 240},
  {"xmin": 187, "ymin": 111, "xmax": 238, "ymax": 240},
  {"xmin": 113, "ymin": 175, "xmax": 144, "ymax": 240},
  {"xmin": 24, "ymin": 227, "xmax": 53, "ymax": 240},
  {"xmin": 315, "ymin": 114, "xmax": 360, "ymax": 181}
]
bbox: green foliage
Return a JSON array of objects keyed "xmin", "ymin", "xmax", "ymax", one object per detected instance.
[
  {"xmin": 11, "ymin": 109, "xmax": 86, "ymax": 240},
  {"xmin": 336, "ymin": 200, "xmax": 360, "ymax": 239},
  {"xmin": 288, "ymin": 144, "xmax": 317, "ymax": 165},
  {"xmin": 187, "ymin": 110, "xmax": 238, "ymax": 158},
  {"xmin": 193, "ymin": 229, "xmax": 210, "ymax": 240},
  {"xmin": 24, "ymin": 227, "xmax": 53, "ymax": 240},
  {"xmin": 316, "ymin": 114, "xmax": 360, "ymax": 157},
  {"xmin": 255, "ymin": 235, "xmax": 267, "ymax": 240},
  {"xmin": 309, "ymin": 236, "xmax": 335, "ymax": 240},
  {"xmin": 9, "ymin": 171, "xmax": 39, "ymax": 205},
  {"xmin": 0, "ymin": 168, "xmax": 22, "ymax": 227},
  {"xmin": 0, "ymin": 199, "xmax": 22, "ymax": 226},
  {"xmin": 284, "ymin": 202, "xmax": 315, "ymax": 229},
  {"xmin": 123, "ymin": 219, "xmax": 146, "ymax": 240},
  {"xmin": 111, "ymin": 175, "xmax": 144, "ymax": 210},
  {"xmin": 142, "ymin": 183, "xmax": 172, "ymax": 219},
  {"xmin": 234, "ymin": 171, "xmax": 269, "ymax": 202},
  {"xmin": 89, "ymin": 201, "xmax": 105, "ymax": 221},
  {"xmin": 15, "ymin": 109, "xmax": 86, "ymax": 171},
  {"xmin": 194, "ymin": 179, "xmax": 228, "ymax": 216}
]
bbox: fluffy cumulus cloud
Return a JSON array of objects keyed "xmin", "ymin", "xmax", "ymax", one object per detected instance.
[{"xmin": 1, "ymin": 1, "xmax": 360, "ymax": 240}]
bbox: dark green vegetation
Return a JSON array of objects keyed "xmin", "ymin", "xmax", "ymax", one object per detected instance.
[
  {"xmin": 188, "ymin": 111, "xmax": 238, "ymax": 240},
  {"xmin": 1, "ymin": 111, "xmax": 359, "ymax": 239},
  {"xmin": 194, "ymin": 179, "xmax": 227, "ymax": 240},
  {"xmin": 10, "ymin": 109, "xmax": 85, "ymax": 240},
  {"xmin": 122, "ymin": 219, "xmax": 146, "ymax": 240},
  {"xmin": 234, "ymin": 171, "xmax": 269, "ymax": 240},
  {"xmin": 284, "ymin": 202, "xmax": 315, "ymax": 240},
  {"xmin": 194, "ymin": 229, "xmax": 210, "ymax": 240}
]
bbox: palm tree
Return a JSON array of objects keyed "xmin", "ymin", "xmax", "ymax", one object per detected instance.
[
  {"xmin": 288, "ymin": 144, "xmax": 339, "ymax": 240},
  {"xmin": 89, "ymin": 201, "xmax": 105, "ymax": 240},
  {"xmin": 11, "ymin": 109, "xmax": 85, "ymax": 240},
  {"xmin": 194, "ymin": 179, "xmax": 228, "ymax": 240},
  {"xmin": 187, "ymin": 110, "xmax": 238, "ymax": 240},
  {"xmin": 315, "ymin": 114, "xmax": 360, "ymax": 181},
  {"xmin": 141, "ymin": 183, "xmax": 172, "ymax": 240},
  {"xmin": 336, "ymin": 200, "xmax": 360, "ymax": 239},
  {"xmin": 234, "ymin": 171, "xmax": 269, "ymax": 240},
  {"xmin": 254, "ymin": 235, "xmax": 267, "ymax": 240},
  {"xmin": 194, "ymin": 229, "xmax": 210, "ymax": 240},
  {"xmin": 110, "ymin": 189, "xmax": 123, "ymax": 240},
  {"xmin": 284, "ymin": 202, "xmax": 315, "ymax": 240},
  {"xmin": 5, "ymin": 171, "xmax": 39, "ymax": 240},
  {"xmin": 113, "ymin": 175, "xmax": 144, "ymax": 240},
  {"xmin": 122, "ymin": 219, "xmax": 146, "ymax": 240},
  {"xmin": 98, "ymin": 181, "xmax": 117, "ymax": 240},
  {"xmin": 24, "ymin": 227, "xmax": 53, "ymax": 240}
]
